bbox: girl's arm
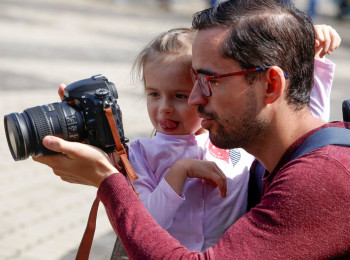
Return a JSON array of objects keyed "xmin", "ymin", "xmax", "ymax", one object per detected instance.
[
  {"xmin": 130, "ymin": 143, "xmax": 227, "ymax": 229},
  {"xmin": 128, "ymin": 142, "xmax": 184, "ymax": 229},
  {"xmin": 310, "ymin": 25, "xmax": 341, "ymax": 121}
]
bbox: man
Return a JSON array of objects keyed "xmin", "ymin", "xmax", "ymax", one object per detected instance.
[{"xmin": 35, "ymin": 0, "xmax": 350, "ymax": 258}]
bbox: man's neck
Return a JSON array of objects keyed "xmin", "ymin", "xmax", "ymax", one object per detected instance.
[{"xmin": 249, "ymin": 110, "xmax": 326, "ymax": 172}]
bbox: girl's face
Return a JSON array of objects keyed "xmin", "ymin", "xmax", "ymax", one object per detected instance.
[{"xmin": 144, "ymin": 56, "xmax": 203, "ymax": 135}]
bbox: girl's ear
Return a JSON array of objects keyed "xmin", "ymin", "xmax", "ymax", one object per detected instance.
[{"xmin": 264, "ymin": 66, "xmax": 286, "ymax": 106}]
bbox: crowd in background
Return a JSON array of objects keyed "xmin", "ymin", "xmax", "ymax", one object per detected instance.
[{"xmin": 153, "ymin": 0, "xmax": 350, "ymax": 20}]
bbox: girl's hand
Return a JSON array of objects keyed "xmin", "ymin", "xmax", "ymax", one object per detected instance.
[
  {"xmin": 165, "ymin": 158, "xmax": 227, "ymax": 198},
  {"xmin": 314, "ymin": 24, "xmax": 341, "ymax": 60},
  {"xmin": 32, "ymin": 136, "xmax": 117, "ymax": 187}
]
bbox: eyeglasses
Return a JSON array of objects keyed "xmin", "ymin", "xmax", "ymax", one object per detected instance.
[{"xmin": 190, "ymin": 66, "xmax": 290, "ymax": 97}]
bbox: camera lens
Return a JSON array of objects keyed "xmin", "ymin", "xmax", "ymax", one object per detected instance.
[
  {"xmin": 5, "ymin": 112, "xmax": 30, "ymax": 161},
  {"xmin": 4, "ymin": 102, "xmax": 85, "ymax": 161}
]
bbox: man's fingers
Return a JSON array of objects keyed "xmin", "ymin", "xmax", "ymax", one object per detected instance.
[{"xmin": 32, "ymin": 153, "xmax": 68, "ymax": 169}]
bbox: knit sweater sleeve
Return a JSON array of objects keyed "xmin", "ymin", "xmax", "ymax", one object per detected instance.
[
  {"xmin": 98, "ymin": 145, "xmax": 350, "ymax": 259},
  {"xmin": 212, "ymin": 146, "xmax": 350, "ymax": 259},
  {"xmin": 98, "ymin": 173, "xmax": 212, "ymax": 259}
]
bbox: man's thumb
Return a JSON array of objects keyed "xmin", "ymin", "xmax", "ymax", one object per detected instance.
[{"xmin": 42, "ymin": 136, "xmax": 70, "ymax": 153}]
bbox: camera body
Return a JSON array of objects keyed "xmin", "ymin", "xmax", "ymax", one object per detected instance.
[
  {"xmin": 4, "ymin": 74, "xmax": 127, "ymax": 161},
  {"xmin": 62, "ymin": 74, "xmax": 126, "ymax": 151}
]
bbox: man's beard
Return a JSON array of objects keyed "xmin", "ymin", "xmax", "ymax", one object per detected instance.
[{"xmin": 198, "ymin": 102, "xmax": 269, "ymax": 150}]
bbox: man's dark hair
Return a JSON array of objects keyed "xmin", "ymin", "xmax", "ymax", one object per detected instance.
[{"xmin": 192, "ymin": 0, "xmax": 315, "ymax": 110}]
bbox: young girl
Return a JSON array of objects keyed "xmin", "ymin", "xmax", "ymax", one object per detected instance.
[{"xmin": 127, "ymin": 26, "xmax": 338, "ymax": 252}]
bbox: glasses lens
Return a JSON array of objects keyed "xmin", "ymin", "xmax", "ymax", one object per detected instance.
[
  {"xmin": 198, "ymin": 76, "xmax": 211, "ymax": 96},
  {"xmin": 190, "ymin": 69, "xmax": 196, "ymax": 84},
  {"xmin": 190, "ymin": 69, "xmax": 211, "ymax": 97}
]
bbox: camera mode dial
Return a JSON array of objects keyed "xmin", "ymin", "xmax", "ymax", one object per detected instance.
[{"xmin": 95, "ymin": 88, "xmax": 109, "ymax": 99}]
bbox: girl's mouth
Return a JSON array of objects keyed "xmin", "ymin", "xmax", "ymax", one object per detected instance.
[{"xmin": 160, "ymin": 119, "xmax": 178, "ymax": 129}]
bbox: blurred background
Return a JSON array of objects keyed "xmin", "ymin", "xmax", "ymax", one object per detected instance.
[{"xmin": 0, "ymin": 0, "xmax": 348, "ymax": 259}]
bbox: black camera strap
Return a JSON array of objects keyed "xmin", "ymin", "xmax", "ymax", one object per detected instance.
[{"xmin": 75, "ymin": 106, "xmax": 138, "ymax": 260}]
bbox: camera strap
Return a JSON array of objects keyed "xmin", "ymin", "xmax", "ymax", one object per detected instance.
[
  {"xmin": 75, "ymin": 106, "xmax": 138, "ymax": 260},
  {"xmin": 104, "ymin": 106, "xmax": 139, "ymax": 193}
]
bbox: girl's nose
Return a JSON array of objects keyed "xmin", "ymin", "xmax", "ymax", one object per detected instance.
[{"xmin": 159, "ymin": 97, "xmax": 174, "ymax": 114}]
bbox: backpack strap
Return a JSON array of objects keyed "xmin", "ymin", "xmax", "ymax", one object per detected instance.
[
  {"xmin": 248, "ymin": 126, "xmax": 350, "ymax": 211},
  {"xmin": 343, "ymin": 99, "xmax": 350, "ymax": 122},
  {"xmin": 291, "ymin": 127, "xmax": 350, "ymax": 160}
]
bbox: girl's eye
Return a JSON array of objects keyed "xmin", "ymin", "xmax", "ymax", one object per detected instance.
[
  {"xmin": 175, "ymin": 94, "xmax": 188, "ymax": 99},
  {"xmin": 148, "ymin": 92, "xmax": 159, "ymax": 97}
]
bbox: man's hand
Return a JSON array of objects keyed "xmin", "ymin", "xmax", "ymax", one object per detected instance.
[{"xmin": 33, "ymin": 136, "xmax": 117, "ymax": 187}]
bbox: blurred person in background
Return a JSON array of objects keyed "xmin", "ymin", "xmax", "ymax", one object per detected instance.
[
  {"xmin": 337, "ymin": 0, "xmax": 350, "ymax": 19},
  {"xmin": 307, "ymin": 0, "xmax": 319, "ymax": 19},
  {"xmin": 157, "ymin": 0, "xmax": 172, "ymax": 10}
]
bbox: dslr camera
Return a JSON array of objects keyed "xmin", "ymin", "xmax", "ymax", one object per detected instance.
[{"xmin": 4, "ymin": 74, "xmax": 127, "ymax": 161}]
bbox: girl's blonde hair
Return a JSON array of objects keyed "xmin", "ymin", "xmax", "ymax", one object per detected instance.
[{"xmin": 132, "ymin": 28, "xmax": 197, "ymax": 87}]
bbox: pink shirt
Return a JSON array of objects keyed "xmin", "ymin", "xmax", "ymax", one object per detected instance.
[
  {"xmin": 129, "ymin": 132, "xmax": 254, "ymax": 251},
  {"xmin": 128, "ymin": 58, "xmax": 335, "ymax": 251},
  {"xmin": 310, "ymin": 59, "xmax": 335, "ymax": 121}
]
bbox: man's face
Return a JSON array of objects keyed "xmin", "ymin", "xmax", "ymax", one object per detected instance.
[{"xmin": 189, "ymin": 28, "xmax": 269, "ymax": 150}]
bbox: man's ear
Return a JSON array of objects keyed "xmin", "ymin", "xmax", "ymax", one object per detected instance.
[{"xmin": 264, "ymin": 66, "xmax": 286, "ymax": 105}]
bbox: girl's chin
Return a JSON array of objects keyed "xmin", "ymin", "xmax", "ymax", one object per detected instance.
[
  {"xmin": 157, "ymin": 126, "xmax": 193, "ymax": 135},
  {"xmin": 160, "ymin": 127, "xmax": 178, "ymax": 133}
]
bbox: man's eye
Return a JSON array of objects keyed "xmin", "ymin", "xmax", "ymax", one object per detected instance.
[
  {"xmin": 208, "ymin": 77, "xmax": 217, "ymax": 83},
  {"xmin": 208, "ymin": 79, "xmax": 219, "ymax": 86}
]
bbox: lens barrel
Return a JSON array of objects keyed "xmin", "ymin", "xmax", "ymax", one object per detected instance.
[{"xmin": 4, "ymin": 102, "xmax": 84, "ymax": 161}]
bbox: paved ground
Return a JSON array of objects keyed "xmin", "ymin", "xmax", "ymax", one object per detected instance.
[{"xmin": 0, "ymin": 0, "xmax": 349, "ymax": 259}]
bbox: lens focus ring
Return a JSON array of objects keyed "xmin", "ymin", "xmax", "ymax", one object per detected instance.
[{"xmin": 26, "ymin": 106, "xmax": 53, "ymax": 141}]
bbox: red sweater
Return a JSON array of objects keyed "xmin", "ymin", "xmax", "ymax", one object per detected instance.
[{"xmin": 98, "ymin": 122, "xmax": 350, "ymax": 259}]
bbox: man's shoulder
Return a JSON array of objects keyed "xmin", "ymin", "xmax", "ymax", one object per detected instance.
[
  {"xmin": 278, "ymin": 145, "xmax": 350, "ymax": 191},
  {"xmin": 295, "ymin": 121, "xmax": 350, "ymax": 172},
  {"xmin": 289, "ymin": 144, "xmax": 350, "ymax": 170}
]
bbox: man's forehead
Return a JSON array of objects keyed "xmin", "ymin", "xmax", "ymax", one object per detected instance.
[
  {"xmin": 193, "ymin": 27, "xmax": 230, "ymax": 48},
  {"xmin": 192, "ymin": 27, "xmax": 233, "ymax": 72}
]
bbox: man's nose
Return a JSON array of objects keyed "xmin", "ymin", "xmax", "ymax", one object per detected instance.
[{"xmin": 189, "ymin": 81, "xmax": 208, "ymax": 107}]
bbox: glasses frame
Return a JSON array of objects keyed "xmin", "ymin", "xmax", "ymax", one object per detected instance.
[{"xmin": 190, "ymin": 66, "xmax": 290, "ymax": 97}]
